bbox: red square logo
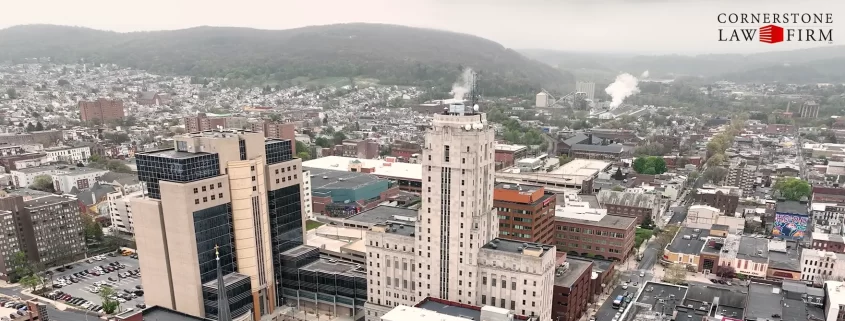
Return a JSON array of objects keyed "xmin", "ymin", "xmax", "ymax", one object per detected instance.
[{"xmin": 759, "ymin": 25, "xmax": 784, "ymax": 43}]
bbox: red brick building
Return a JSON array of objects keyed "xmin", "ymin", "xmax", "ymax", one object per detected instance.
[
  {"xmin": 250, "ymin": 121, "xmax": 297, "ymax": 146},
  {"xmin": 811, "ymin": 233, "xmax": 845, "ymax": 253},
  {"xmin": 812, "ymin": 186, "xmax": 845, "ymax": 204},
  {"xmin": 494, "ymin": 144, "xmax": 528, "ymax": 170},
  {"xmin": 553, "ymin": 257, "xmax": 593, "ymax": 321},
  {"xmin": 493, "ymin": 183, "xmax": 556, "ymax": 244},
  {"xmin": 554, "ymin": 210, "xmax": 636, "ymax": 261},
  {"xmin": 184, "ymin": 113, "xmax": 227, "ymax": 132},
  {"xmin": 389, "ymin": 140, "xmax": 421, "ymax": 162},
  {"xmin": 79, "ymin": 98, "xmax": 124, "ymax": 122}
]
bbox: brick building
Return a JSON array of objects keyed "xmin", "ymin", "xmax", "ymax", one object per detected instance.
[
  {"xmin": 249, "ymin": 121, "xmax": 296, "ymax": 144},
  {"xmin": 693, "ymin": 186, "xmax": 741, "ymax": 216},
  {"xmin": 184, "ymin": 113, "xmax": 227, "ymax": 132},
  {"xmin": 336, "ymin": 139, "xmax": 379, "ymax": 160},
  {"xmin": 79, "ymin": 98, "xmax": 124, "ymax": 122},
  {"xmin": 811, "ymin": 233, "xmax": 845, "ymax": 253},
  {"xmin": 493, "ymin": 183, "xmax": 556, "ymax": 244},
  {"xmin": 596, "ymin": 190, "xmax": 660, "ymax": 224},
  {"xmin": 389, "ymin": 141, "xmax": 421, "ymax": 162},
  {"xmin": 494, "ymin": 144, "xmax": 528, "ymax": 170},
  {"xmin": 553, "ymin": 205, "xmax": 636, "ymax": 260},
  {"xmin": 553, "ymin": 258, "xmax": 593, "ymax": 321}
]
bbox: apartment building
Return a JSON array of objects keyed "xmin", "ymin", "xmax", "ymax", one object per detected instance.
[
  {"xmin": 811, "ymin": 233, "xmax": 845, "ymax": 254},
  {"xmin": 811, "ymin": 203, "xmax": 845, "ymax": 227},
  {"xmin": 553, "ymin": 203, "xmax": 636, "ymax": 261},
  {"xmin": 0, "ymin": 195, "xmax": 86, "ymax": 279},
  {"xmin": 693, "ymin": 186, "xmax": 741, "ymax": 216},
  {"xmin": 79, "ymin": 98, "xmax": 125, "ymax": 122},
  {"xmin": 722, "ymin": 162, "xmax": 755, "ymax": 196},
  {"xmin": 184, "ymin": 113, "xmax": 228, "ymax": 132},
  {"xmin": 364, "ymin": 107, "xmax": 554, "ymax": 321},
  {"xmin": 249, "ymin": 121, "xmax": 296, "ymax": 144},
  {"xmin": 799, "ymin": 101, "xmax": 820, "ymax": 119},
  {"xmin": 132, "ymin": 130, "xmax": 301, "ymax": 321},
  {"xmin": 824, "ymin": 281, "xmax": 845, "ymax": 321},
  {"xmin": 801, "ymin": 249, "xmax": 845, "ymax": 284},
  {"xmin": 44, "ymin": 145, "xmax": 90, "ymax": 164},
  {"xmin": 493, "ymin": 183, "xmax": 556, "ymax": 244}
]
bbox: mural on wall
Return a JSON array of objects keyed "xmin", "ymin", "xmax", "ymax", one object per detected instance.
[{"xmin": 771, "ymin": 213, "xmax": 809, "ymax": 239}]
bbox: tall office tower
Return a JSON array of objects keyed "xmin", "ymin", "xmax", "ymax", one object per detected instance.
[
  {"xmin": 132, "ymin": 129, "xmax": 301, "ymax": 321},
  {"xmin": 575, "ymin": 82, "xmax": 596, "ymax": 102},
  {"xmin": 364, "ymin": 102, "xmax": 555, "ymax": 321}
]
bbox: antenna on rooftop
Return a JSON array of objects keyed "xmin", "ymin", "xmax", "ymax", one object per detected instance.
[{"xmin": 469, "ymin": 71, "xmax": 481, "ymax": 111}]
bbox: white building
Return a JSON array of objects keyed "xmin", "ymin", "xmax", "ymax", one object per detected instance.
[
  {"xmin": 44, "ymin": 145, "xmax": 91, "ymax": 164},
  {"xmin": 381, "ymin": 304, "xmax": 514, "ymax": 321},
  {"xmin": 108, "ymin": 190, "xmax": 143, "ymax": 235},
  {"xmin": 824, "ymin": 281, "xmax": 845, "ymax": 321},
  {"xmin": 10, "ymin": 165, "xmax": 109, "ymax": 193},
  {"xmin": 801, "ymin": 248, "xmax": 845, "ymax": 283},
  {"xmin": 535, "ymin": 92, "xmax": 549, "ymax": 108},
  {"xmin": 302, "ymin": 169, "xmax": 313, "ymax": 219},
  {"xmin": 364, "ymin": 108, "xmax": 554, "ymax": 321}
]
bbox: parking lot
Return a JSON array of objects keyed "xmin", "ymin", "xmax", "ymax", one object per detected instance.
[{"xmin": 47, "ymin": 254, "xmax": 144, "ymax": 312}]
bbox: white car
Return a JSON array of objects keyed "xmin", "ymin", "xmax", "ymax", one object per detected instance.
[
  {"xmin": 639, "ymin": 271, "xmax": 645, "ymax": 277},
  {"xmin": 117, "ymin": 298, "xmax": 127, "ymax": 303},
  {"xmin": 621, "ymin": 284, "xmax": 628, "ymax": 290}
]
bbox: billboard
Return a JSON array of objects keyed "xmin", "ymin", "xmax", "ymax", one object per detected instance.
[{"xmin": 772, "ymin": 213, "xmax": 809, "ymax": 239}]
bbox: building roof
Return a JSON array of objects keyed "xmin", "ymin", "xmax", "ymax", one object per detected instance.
[
  {"xmin": 382, "ymin": 305, "xmax": 472, "ymax": 321},
  {"xmin": 775, "ymin": 200, "xmax": 808, "ymax": 215},
  {"xmin": 300, "ymin": 258, "xmax": 366, "ymax": 278},
  {"xmin": 71, "ymin": 182, "xmax": 117, "ymax": 206},
  {"xmin": 554, "ymin": 211, "xmax": 635, "ymax": 230},
  {"xmin": 303, "ymin": 155, "xmax": 422, "ymax": 181},
  {"xmin": 736, "ymin": 237, "xmax": 769, "ymax": 263},
  {"xmin": 745, "ymin": 283, "xmax": 785, "ymax": 321},
  {"xmin": 345, "ymin": 205, "xmax": 418, "ymax": 226},
  {"xmin": 812, "ymin": 232, "xmax": 845, "ymax": 244},
  {"xmin": 494, "ymin": 143, "xmax": 528, "ymax": 153},
  {"xmin": 140, "ymin": 148, "xmax": 211, "ymax": 159},
  {"xmin": 554, "ymin": 258, "xmax": 592, "ymax": 287},
  {"xmin": 416, "ymin": 299, "xmax": 483, "ymax": 321},
  {"xmin": 481, "ymin": 238, "xmax": 554, "ymax": 257},
  {"xmin": 97, "ymin": 172, "xmax": 140, "ymax": 186},
  {"xmin": 768, "ymin": 243, "xmax": 801, "ymax": 271},
  {"xmin": 597, "ymin": 190, "xmax": 657, "ymax": 209},
  {"xmin": 306, "ymin": 167, "xmax": 388, "ymax": 191},
  {"xmin": 667, "ymin": 227, "xmax": 708, "ymax": 255},
  {"xmin": 24, "ymin": 195, "xmax": 75, "ymax": 208},
  {"xmin": 682, "ymin": 284, "xmax": 746, "ymax": 318},
  {"xmin": 634, "ymin": 282, "xmax": 689, "ymax": 317},
  {"xmin": 571, "ymin": 143, "xmax": 624, "ymax": 154},
  {"xmin": 123, "ymin": 305, "xmax": 210, "ymax": 321}
]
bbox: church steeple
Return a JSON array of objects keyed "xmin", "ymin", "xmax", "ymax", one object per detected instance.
[{"xmin": 215, "ymin": 245, "xmax": 232, "ymax": 321}]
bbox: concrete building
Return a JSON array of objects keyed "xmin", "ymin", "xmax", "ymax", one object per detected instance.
[
  {"xmin": 801, "ymin": 249, "xmax": 845, "ymax": 284},
  {"xmin": 131, "ymin": 129, "xmax": 302, "ymax": 321},
  {"xmin": 389, "ymin": 141, "xmax": 422, "ymax": 162},
  {"xmin": 10, "ymin": 165, "xmax": 108, "ymax": 192},
  {"xmin": 535, "ymin": 92, "xmax": 550, "ymax": 108},
  {"xmin": 575, "ymin": 82, "xmax": 596, "ymax": 102},
  {"xmin": 553, "ymin": 203, "xmax": 636, "ymax": 261},
  {"xmin": 493, "ymin": 183, "xmax": 556, "ymax": 244},
  {"xmin": 337, "ymin": 139, "xmax": 379, "ymax": 160},
  {"xmin": 722, "ymin": 163, "xmax": 755, "ymax": 196},
  {"xmin": 596, "ymin": 190, "xmax": 660, "ymax": 224},
  {"xmin": 824, "ymin": 281, "xmax": 845, "ymax": 321},
  {"xmin": 364, "ymin": 108, "xmax": 555, "ymax": 321},
  {"xmin": 799, "ymin": 101, "xmax": 820, "ymax": 118},
  {"xmin": 302, "ymin": 169, "xmax": 313, "ymax": 220},
  {"xmin": 0, "ymin": 195, "xmax": 86, "ymax": 279},
  {"xmin": 107, "ymin": 190, "xmax": 143, "ymax": 235},
  {"xmin": 684, "ymin": 205, "xmax": 745, "ymax": 233},
  {"xmin": 249, "ymin": 121, "xmax": 297, "ymax": 146},
  {"xmin": 79, "ymin": 98, "xmax": 125, "ymax": 123}
]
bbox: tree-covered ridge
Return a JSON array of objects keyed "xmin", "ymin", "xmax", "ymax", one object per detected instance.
[{"xmin": 0, "ymin": 24, "xmax": 574, "ymax": 96}]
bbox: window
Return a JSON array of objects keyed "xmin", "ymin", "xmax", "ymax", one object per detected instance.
[
  {"xmin": 251, "ymin": 166, "xmax": 255, "ymax": 171},
  {"xmin": 481, "ymin": 295, "xmax": 486, "ymax": 305},
  {"xmin": 202, "ymin": 197, "xmax": 207, "ymax": 202},
  {"xmin": 195, "ymin": 199, "xmax": 200, "ymax": 204},
  {"xmin": 483, "ymin": 277, "xmax": 487, "ymax": 285},
  {"xmin": 492, "ymin": 279, "xmax": 497, "ymax": 287},
  {"xmin": 202, "ymin": 186, "xmax": 206, "ymax": 192},
  {"xmin": 218, "ymin": 183, "xmax": 222, "ymax": 188},
  {"xmin": 444, "ymin": 145, "xmax": 450, "ymax": 162},
  {"xmin": 193, "ymin": 188, "xmax": 198, "ymax": 194}
]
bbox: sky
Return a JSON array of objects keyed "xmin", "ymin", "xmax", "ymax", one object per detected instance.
[{"xmin": 2, "ymin": 0, "xmax": 842, "ymax": 54}]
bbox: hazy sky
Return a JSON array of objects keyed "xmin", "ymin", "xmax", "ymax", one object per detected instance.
[{"xmin": 2, "ymin": 0, "xmax": 842, "ymax": 54}]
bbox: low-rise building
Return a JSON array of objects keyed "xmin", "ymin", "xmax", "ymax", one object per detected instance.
[
  {"xmin": 44, "ymin": 145, "xmax": 90, "ymax": 164},
  {"xmin": 553, "ymin": 203, "xmax": 636, "ymax": 261},
  {"xmin": 596, "ymin": 190, "xmax": 660, "ymax": 224},
  {"xmin": 811, "ymin": 233, "xmax": 845, "ymax": 253},
  {"xmin": 552, "ymin": 258, "xmax": 592, "ymax": 321},
  {"xmin": 693, "ymin": 186, "xmax": 741, "ymax": 216},
  {"xmin": 801, "ymin": 249, "xmax": 845, "ymax": 284},
  {"xmin": 494, "ymin": 144, "xmax": 528, "ymax": 170},
  {"xmin": 494, "ymin": 183, "xmax": 556, "ymax": 244},
  {"xmin": 306, "ymin": 167, "xmax": 399, "ymax": 218}
]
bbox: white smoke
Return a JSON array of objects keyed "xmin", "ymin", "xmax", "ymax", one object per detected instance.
[
  {"xmin": 605, "ymin": 73, "xmax": 641, "ymax": 108},
  {"xmin": 450, "ymin": 68, "xmax": 474, "ymax": 101},
  {"xmin": 640, "ymin": 70, "xmax": 650, "ymax": 78}
]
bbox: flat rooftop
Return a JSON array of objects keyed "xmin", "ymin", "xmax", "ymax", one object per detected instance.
[
  {"xmin": 303, "ymin": 155, "xmax": 422, "ymax": 181},
  {"xmin": 202, "ymin": 272, "xmax": 250, "ymax": 290},
  {"xmin": 554, "ymin": 258, "xmax": 592, "ymax": 287},
  {"xmin": 555, "ymin": 210, "xmax": 635, "ymax": 230},
  {"xmin": 551, "ymin": 159, "xmax": 610, "ymax": 177},
  {"xmin": 775, "ymin": 200, "xmax": 808, "ymax": 215},
  {"xmin": 417, "ymin": 299, "xmax": 481, "ymax": 321},
  {"xmin": 635, "ymin": 282, "xmax": 689, "ymax": 316},
  {"xmin": 306, "ymin": 167, "xmax": 388, "ymax": 190},
  {"xmin": 481, "ymin": 238, "xmax": 554, "ymax": 256},
  {"xmin": 597, "ymin": 190, "xmax": 657, "ymax": 209},
  {"xmin": 130, "ymin": 305, "xmax": 209, "ymax": 321},
  {"xmin": 345, "ymin": 205, "xmax": 418, "ymax": 226},
  {"xmin": 301, "ymin": 258, "xmax": 366, "ymax": 277},
  {"xmin": 382, "ymin": 305, "xmax": 470, "ymax": 321},
  {"xmin": 496, "ymin": 158, "xmax": 609, "ymax": 187},
  {"xmin": 681, "ymin": 283, "xmax": 746, "ymax": 319},
  {"xmin": 737, "ymin": 237, "xmax": 769, "ymax": 263},
  {"xmin": 667, "ymin": 227, "xmax": 708, "ymax": 255},
  {"xmin": 140, "ymin": 148, "xmax": 212, "ymax": 159},
  {"xmin": 25, "ymin": 195, "xmax": 74, "ymax": 207},
  {"xmin": 495, "ymin": 143, "xmax": 528, "ymax": 152},
  {"xmin": 746, "ymin": 283, "xmax": 784, "ymax": 321},
  {"xmin": 15, "ymin": 165, "xmax": 109, "ymax": 174}
]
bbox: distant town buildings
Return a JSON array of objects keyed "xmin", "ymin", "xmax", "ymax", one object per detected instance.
[
  {"xmin": 799, "ymin": 100, "xmax": 820, "ymax": 118},
  {"xmin": 78, "ymin": 98, "xmax": 125, "ymax": 122},
  {"xmin": 575, "ymin": 82, "xmax": 596, "ymax": 102}
]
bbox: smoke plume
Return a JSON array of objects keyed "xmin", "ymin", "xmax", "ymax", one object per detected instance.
[
  {"xmin": 605, "ymin": 73, "xmax": 641, "ymax": 108},
  {"xmin": 640, "ymin": 70, "xmax": 650, "ymax": 78},
  {"xmin": 450, "ymin": 68, "xmax": 474, "ymax": 101}
]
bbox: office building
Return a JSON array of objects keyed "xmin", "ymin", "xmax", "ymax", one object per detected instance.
[
  {"xmin": 364, "ymin": 106, "xmax": 555, "ymax": 321},
  {"xmin": 596, "ymin": 190, "xmax": 660, "ymax": 224},
  {"xmin": 553, "ymin": 204, "xmax": 636, "ymax": 261},
  {"xmin": 553, "ymin": 258, "xmax": 592, "ymax": 321},
  {"xmin": 79, "ymin": 98, "xmax": 125, "ymax": 122},
  {"xmin": 132, "ymin": 129, "xmax": 301, "ymax": 321},
  {"xmin": 0, "ymin": 195, "xmax": 86, "ymax": 280},
  {"xmin": 575, "ymin": 82, "xmax": 595, "ymax": 102},
  {"xmin": 249, "ymin": 121, "xmax": 296, "ymax": 146},
  {"xmin": 493, "ymin": 183, "xmax": 555, "ymax": 244}
]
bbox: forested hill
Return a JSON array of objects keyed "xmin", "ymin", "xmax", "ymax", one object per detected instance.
[{"xmin": 0, "ymin": 24, "xmax": 573, "ymax": 96}]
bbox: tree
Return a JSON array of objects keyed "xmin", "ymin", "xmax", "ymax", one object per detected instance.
[
  {"xmin": 632, "ymin": 156, "xmax": 667, "ymax": 175},
  {"xmin": 612, "ymin": 186, "xmax": 625, "ymax": 192},
  {"xmin": 29, "ymin": 175, "xmax": 54, "ymax": 192},
  {"xmin": 712, "ymin": 265, "xmax": 736, "ymax": 279},
  {"xmin": 25, "ymin": 123, "xmax": 36, "ymax": 132},
  {"xmin": 19, "ymin": 274, "xmax": 41, "ymax": 292},
  {"xmin": 5, "ymin": 88, "xmax": 16, "ymax": 99},
  {"xmin": 641, "ymin": 214, "xmax": 655, "ymax": 230},
  {"xmin": 706, "ymin": 153, "xmax": 726, "ymax": 167},
  {"xmin": 665, "ymin": 263, "xmax": 687, "ymax": 284},
  {"xmin": 35, "ymin": 122, "xmax": 44, "ymax": 131},
  {"xmin": 297, "ymin": 151, "xmax": 311, "ymax": 160},
  {"xmin": 332, "ymin": 132, "xmax": 347, "ymax": 145},
  {"xmin": 9, "ymin": 252, "xmax": 32, "ymax": 281},
  {"xmin": 99, "ymin": 286, "xmax": 120, "ymax": 314},
  {"xmin": 655, "ymin": 224, "xmax": 680, "ymax": 251},
  {"xmin": 702, "ymin": 167, "xmax": 729, "ymax": 184},
  {"xmin": 558, "ymin": 155, "xmax": 573, "ymax": 166},
  {"xmin": 314, "ymin": 137, "xmax": 332, "ymax": 148},
  {"xmin": 612, "ymin": 168, "xmax": 625, "ymax": 180},
  {"xmin": 634, "ymin": 142, "xmax": 667, "ymax": 157},
  {"xmin": 773, "ymin": 177, "xmax": 811, "ymax": 201},
  {"xmin": 83, "ymin": 214, "xmax": 104, "ymax": 242}
]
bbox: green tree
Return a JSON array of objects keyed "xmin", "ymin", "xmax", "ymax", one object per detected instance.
[
  {"xmin": 25, "ymin": 123, "xmax": 36, "ymax": 132},
  {"xmin": 558, "ymin": 155, "xmax": 573, "ymax": 166},
  {"xmin": 632, "ymin": 156, "xmax": 667, "ymax": 175},
  {"xmin": 83, "ymin": 214, "xmax": 104, "ymax": 242},
  {"xmin": 665, "ymin": 263, "xmax": 688, "ymax": 284},
  {"xmin": 641, "ymin": 214, "xmax": 655, "ymax": 229},
  {"xmin": 332, "ymin": 132, "xmax": 347, "ymax": 145},
  {"xmin": 98, "ymin": 286, "xmax": 120, "ymax": 314},
  {"xmin": 19, "ymin": 274, "xmax": 41, "ymax": 292},
  {"xmin": 35, "ymin": 122, "xmax": 44, "ymax": 131},
  {"xmin": 29, "ymin": 175, "xmax": 54, "ymax": 192},
  {"xmin": 9, "ymin": 252, "xmax": 32, "ymax": 281},
  {"xmin": 297, "ymin": 151, "xmax": 311, "ymax": 160},
  {"xmin": 314, "ymin": 137, "xmax": 332, "ymax": 148},
  {"xmin": 5, "ymin": 88, "xmax": 16, "ymax": 99},
  {"xmin": 773, "ymin": 177, "xmax": 811, "ymax": 201},
  {"xmin": 702, "ymin": 166, "xmax": 729, "ymax": 184},
  {"xmin": 612, "ymin": 168, "xmax": 625, "ymax": 180},
  {"xmin": 706, "ymin": 154, "xmax": 727, "ymax": 167}
]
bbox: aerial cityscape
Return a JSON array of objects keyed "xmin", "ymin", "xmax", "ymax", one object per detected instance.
[{"xmin": 0, "ymin": 2, "xmax": 843, "ymax": 321}]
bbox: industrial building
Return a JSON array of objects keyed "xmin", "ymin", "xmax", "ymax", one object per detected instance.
[{"xmin": 303, "ymin": 156, "xmax": 422, "ymax": 193}]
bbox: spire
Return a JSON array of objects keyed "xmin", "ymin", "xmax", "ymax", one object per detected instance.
[{"xmin": 215, "ymin": 244, "xmax": 232, "ymax": 321}]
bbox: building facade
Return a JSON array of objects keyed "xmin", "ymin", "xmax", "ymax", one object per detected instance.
[
  {"xmin": 801, "ymin": 248, "xmax": 845, "ymax": 284},
  {"xmin": 553, "ymin": 206, "xmax": 636, "ymax": 261},
  {"xmin": 553, "ymin": 258, "xmax": 592, "ymax": 321},
  {"xmin": 132, "ymin": 130, "xmax": 301, "ymax": 321},
  {"xmin": 364, "ymin": 109, "xmax": 555, "ymax": 321},
  {"xmin": 493, "ymin": 183, "xmax": 556, "ymax": 245},
  {"xmin": 79, "ymin": 98, "xmax": 125, "ymax": 123}
]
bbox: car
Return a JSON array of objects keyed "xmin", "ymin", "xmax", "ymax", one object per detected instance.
[
  {"xmin": 107, "ymin": 253, "xmax": 116, "ymax": 257},
  {"xmin": 9, "ymin": 313, "xmax": 16, "ymax": 319},
  {"xmin": 135, "ymin": 285, "xmax": 143, "ymax": 290},
  {"xmin": 56, "ymin": 267, "xmax": 65, "ymax": 272},
  {"xmin": 639, "ymin": 271, "xmax": 645, "ymax": 277},
  {"xmin": 726, "ymin": 281, "xmax": 732, "ymax": 286},
  {"xmin": 621, "ymin": 284, "xmax": 628, "ymax": 289},
  {"xmin": 86, "ymin": 259, "xmax": 94, "ymax": 263},
  {"xmin": 136, "ymin": 304, "xmax": 146, "ymax": 309},
  {"xmin": 64, "ymin": 265, "xmax": 72, "ymax": 269},
  {"xmin": 108, "ymin": 277, "xmax": 117, "ymax": 282}
]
